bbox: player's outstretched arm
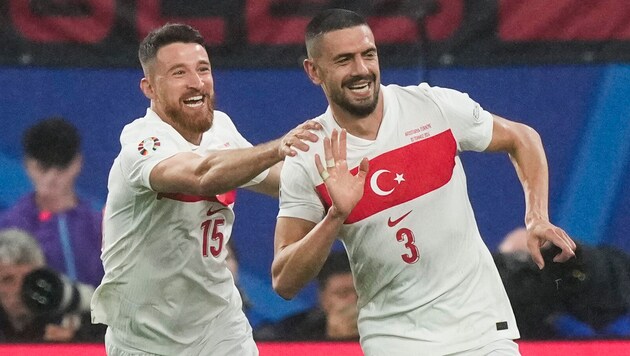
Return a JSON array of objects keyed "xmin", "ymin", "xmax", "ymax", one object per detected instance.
[
  {"xmin": 486, "ymin": 114, "xmax": 576, "ymax": 269},
  {"xmin": 150, "ymin": 120, "xmax": 321, "ymax": 197},
  {"xmin": 245, "ymin": 120, "xmax": 323, "ymax": 197}
]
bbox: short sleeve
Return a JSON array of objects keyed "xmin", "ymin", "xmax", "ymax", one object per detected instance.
[
  {"xmin": 278, "ymin": 154, "xmax": 326, "ymax": 223},
  {"xmin": 118, "ymin": 129, "xmax": 179, "ymax": 192},
  {"xmin": 425, "ymin": 85, "xmax": 493, "ymax": 152}
]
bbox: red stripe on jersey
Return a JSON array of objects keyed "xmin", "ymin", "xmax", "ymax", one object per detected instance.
[
  {"xmin": 157, "ymin": 190, "xmax": 236, "ymax": 206},
  {"xmin": 316, "ymin": 130, "xmax": 456, "ymax": 223}
]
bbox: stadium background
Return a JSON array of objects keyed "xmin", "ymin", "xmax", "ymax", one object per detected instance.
[{"xmin": 0, "ymin": 1, "xmax": 629, "ymax": 351}]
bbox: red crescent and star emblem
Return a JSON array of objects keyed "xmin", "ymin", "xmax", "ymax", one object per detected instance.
[
  {"xmin": 315, "ymin": 129, "xmax": 457, "ymax": 223},
  {"xmin": 370, "ymin": 169, "xmax": 406, "ymax": 196}
]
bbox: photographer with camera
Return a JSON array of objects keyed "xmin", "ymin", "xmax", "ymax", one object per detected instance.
[{"xmin": 0, "ymin": 228, "xmax": 106, "ymax": 343}]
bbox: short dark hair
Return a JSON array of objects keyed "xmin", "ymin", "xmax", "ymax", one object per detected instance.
[
  {"xmin": 317, "ymin": 250, "xmax": 352, "ymax": 289},
  {"xmin": 138, "ymin": 23, "xmax": 205, "ymax": 69},
  {"xmin": 305, "ymin": 8, "xmax": 367, "ymax": 56},
  {"xmin": 22, "ymin": 117, "xmax": 81, "ymax": 169}
]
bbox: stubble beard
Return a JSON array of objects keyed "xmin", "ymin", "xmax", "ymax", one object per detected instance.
[
  {"xmin": 332, "ymin": 75, "xmax": 380, "ymax": 118},
  {"xmin": 166, "ymin": 94, "xmax": 215, "ymax": 134}
]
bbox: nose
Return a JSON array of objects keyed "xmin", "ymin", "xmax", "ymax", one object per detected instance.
[
  {"xmin": 352, "ymin": 56, "xmax": 370, "ymax": 76},
  {"xmin": 187, "ymin": 72, "xmax": 204, "ymax": 90}
]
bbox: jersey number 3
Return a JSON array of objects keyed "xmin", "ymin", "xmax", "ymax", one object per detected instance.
[
  {"xmin": 201, "ymin": 218, "xmax": 225, "ymax": 257},
  {"xmin": 396, "ymin": 228, "xmax": 419, "ymax": 264}
]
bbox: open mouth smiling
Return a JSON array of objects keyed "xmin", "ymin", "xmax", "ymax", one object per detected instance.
[{"xmin": 183, "ymin": 95, "xmax": 204, "ymax": 108}]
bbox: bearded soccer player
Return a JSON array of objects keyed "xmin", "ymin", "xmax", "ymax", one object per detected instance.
[
  {"xmin": 91, "ymin": 23, "xmax": 319, "ymax": 355},
  {"xmin": 271, "ymin": 9, "xmax": 576, "ymax": 356}
]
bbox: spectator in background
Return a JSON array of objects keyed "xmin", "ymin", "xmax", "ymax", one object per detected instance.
[
  {"xmin": 255, "ymin": 250, "xmax": 359, "ymax": 341},
  {"xmin": 0, "ymin": 117, "xmax": 103, "ymax": 288},
  {"xmin": 0, "ymin": 228, "xmax": 105, "ymax": 343},
  {"xmin": 495, "ymin": 227, "xmax": 630, "ymax": 339}
]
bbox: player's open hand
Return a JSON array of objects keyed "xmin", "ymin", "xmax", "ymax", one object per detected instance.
[
  {"xmin": 315, "ymin": 129, "xmax": 369, "ymax": 220},
  {"xmin": 279, "ymin": 120, "xmax": 322, "ymax": 158},
  {"xmin": 526, "ymin": 219, "xmax": 576, "ymax": 269}
]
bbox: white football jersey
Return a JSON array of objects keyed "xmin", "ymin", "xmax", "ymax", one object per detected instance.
[
  {"xmin": 91, "ymin": 108, "xmax": 267, "ymax": 355},
  {"xmin": 279, "ymin": 84, "xmax": 519, "ymax": 355}
]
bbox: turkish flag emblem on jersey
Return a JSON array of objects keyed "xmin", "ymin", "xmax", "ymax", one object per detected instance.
[{"xmin": 316, "ymin": 130, "xmax": 456, "ymax": 223}]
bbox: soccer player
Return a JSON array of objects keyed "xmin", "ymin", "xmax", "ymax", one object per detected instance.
[
  {"xmin": 90, "ymin": 23, "xmax": 319, "ymax": 355},
  {"xmin": 271, "ymin": 9, "xmax": 576, "ymax": 355}
]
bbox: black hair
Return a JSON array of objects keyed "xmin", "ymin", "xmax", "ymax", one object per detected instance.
[
  {"xmin": 317, "ymin": 250, "xmax": 352, "ymax": 289},
  {"xmin": 22, "ymin": 117, "xmax": 80, "ymax": 169},
  {"xmin": 305, "ymin": 8, "xmax": 367, "ymax": 45},
  {"xmin": 138, "ymin": 23, "xmax": 205, "ymax": 68}
]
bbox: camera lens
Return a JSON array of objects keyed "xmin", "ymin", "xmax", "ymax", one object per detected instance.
[{"xmin": 21, "ymin": 268, "xmax": 78, "ymax": 315}]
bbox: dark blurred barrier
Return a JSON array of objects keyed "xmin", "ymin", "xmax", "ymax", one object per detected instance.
[
  {"xmin": 0, "ymin": 0, "xmax": 629, "ymax": 68},
  {"xmin": 1, "ymin": 341, "xmax": 630, "ymax": 355}
]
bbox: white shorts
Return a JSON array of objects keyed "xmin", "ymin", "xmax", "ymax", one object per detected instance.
[{"xmin": 105, "ymin": 311, "xmax": 258, "ymax": 356}]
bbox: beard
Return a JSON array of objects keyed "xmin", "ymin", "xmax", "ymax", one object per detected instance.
[
  {"xmin": 330, "ymin": 74, "xmax": 380, "ymax": 118},
  {"xmin": 165, "ymin": 93, "xmax": 215, "ymax": 134}
]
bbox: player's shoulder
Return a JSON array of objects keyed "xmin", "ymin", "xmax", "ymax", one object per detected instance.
[
  {"xmin": 120, "ymin": 110, "xmax": 169, "ymax": 141},
  {"xmin": 385, "ymin": 82, "xmax": 466, "ymax": 101},
  {"xmin": 310, "ymin": 111, "xmax": 336, "ymax": 139},
  {"xmin": 212, "ymin": 110, "xmax": 232, "ymax": 125},
  {"xmin": 117, "ymin": 111, "xmax": 183, "ymax": 160},
  {"xmin": 203, "ymin": 110, "xmax": 244, "ymax": 144}
]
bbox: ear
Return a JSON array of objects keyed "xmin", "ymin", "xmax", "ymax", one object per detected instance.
[
  {"xmin": 303, "ymin": 58, "xmax": 322, "ymax": 85},
  {"xmin": 140, "ymin": 77, "xmax": 155, "ymax": 100},
  {"xmin": 24, "ymin": 157, "xmax": 37, "ymax": 179}
]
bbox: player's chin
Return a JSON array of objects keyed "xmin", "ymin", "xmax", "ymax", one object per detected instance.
[{"xmin": 187, "ymin": 112, "xmax": 213, "ymax": 132}]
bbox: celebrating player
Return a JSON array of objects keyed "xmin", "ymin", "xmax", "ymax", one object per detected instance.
[
  {"xmin": 271, "ymin": 9, "xmax": 576, "ymax": 355},
  {"xmin": 91, "ymin": 23, "xmax": 319, "ymax": 356}
]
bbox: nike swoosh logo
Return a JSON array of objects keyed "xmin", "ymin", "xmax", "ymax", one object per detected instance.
[
  {"xmin": 387, "ymin": 210, "xmax": 412, "ymax": 227},
  {"xmin": 207, "ymin": 207, "xmax": 227, "ymax": 216}
]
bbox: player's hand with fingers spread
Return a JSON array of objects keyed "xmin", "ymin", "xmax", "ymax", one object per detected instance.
[
  {"xmin": 315, "ymin": 129, "xmax": 370, "ymax": 220},
  {"xmin": 280, "ymin": 120, "xmax": 322, "ymax": 158},
  {"xmin": 526, "ymin": 219, "xmax": 577, "ymax": 269}
]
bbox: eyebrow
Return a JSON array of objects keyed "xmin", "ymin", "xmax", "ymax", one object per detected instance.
[
  {"xmin": 332, "ymin": 47, "xmax": 377, "ymax": 61},
  {"xmin": 165, "ymin": 59, "xmax": 211, "ymax": 73}
]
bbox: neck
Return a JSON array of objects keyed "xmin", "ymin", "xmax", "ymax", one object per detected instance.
[
  {"xmin": 330, "ymin": 92, "xmax": 384, "ymax": 140},
  {"xmin": 172, "ymin": 125, "xmax": 203, "ymax": 145},
  {"xmin": 36, "ymin": 191, "xmax": 77, "ymax": 213}
]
